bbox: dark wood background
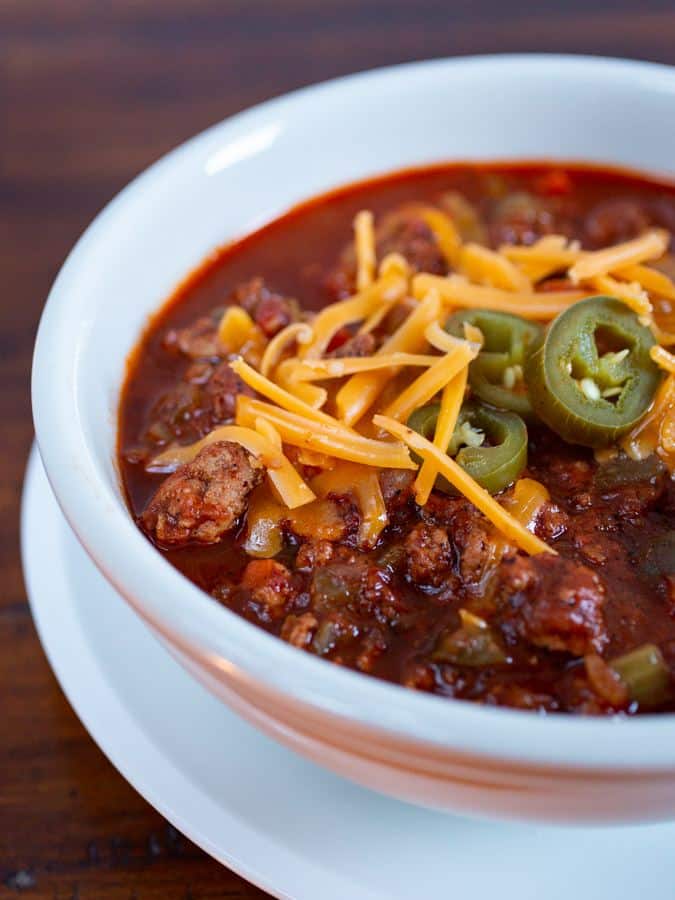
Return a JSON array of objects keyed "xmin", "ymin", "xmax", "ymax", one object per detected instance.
[{"xmin": 2, "ymin": 1, "xmax": 675, "ymax": 896}]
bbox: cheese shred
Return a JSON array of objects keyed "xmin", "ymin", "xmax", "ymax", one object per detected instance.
[
  {"xmin": 381, "ymin": 340, "xmax": 479, "ymax": 423},
  {"xmin": 651, "ymin": 345, "xmax": 675, "ymax": 374},
  {"xmin": 412, "ymin": 273, "xmax": 587, "ymax": 319},
  {"xmin": 217, "ymin": 306, "xmax": 257, "ymax": 352},
  {"xmin": 459, "ymin": 242, "xmax": 532, "ymax": 292},
  {"xmin": 237, "ymin": 396, "xmax": 416, "ymax": 470},
  {"xmin": 374, "ymin": 416, "xmax": 554, "ymax": 555},
  {"xmin": 230, "ymin": 357, "xmax": 338, "ymax": 426},
  {"xmin": 260, "ymin": 322, "xmax": 313, "ymax": 377},
  {"xmin": 335, "ymin": 288, "xmax": 442, "ymax": 425},
  {"xmin": 289, "ymin": 352, "xmax": 439, "ymax": 382},
  {"xmin": 301, "ymin": 272, "xmax": 406, "ymax": 359},
  {"xmin": 569, "ymin": 229, "xmax": 669, "ymax": 283},
  {"xmin": 413, "ymin": 367, "xmax": 468, "ymax": 506},
  {"xmin": 354, "ymin": 210, "xmax": 377, "ymax": 291},
  {"xmin": 414, "ymin": 205, "xmax": 462, "ymax": 267}
]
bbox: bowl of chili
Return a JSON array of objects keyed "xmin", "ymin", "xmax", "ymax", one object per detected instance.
[{"xmin": 32, "ymin": 55, "xmax": 675, "ymax": 823}]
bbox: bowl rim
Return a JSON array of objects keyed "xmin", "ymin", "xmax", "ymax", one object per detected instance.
[{"xmin": 32, "ymin": 53, "xmax": 675, "ymax": 771}]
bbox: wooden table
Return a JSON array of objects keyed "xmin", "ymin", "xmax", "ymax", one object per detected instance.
[{"xmin": 2, "ymin": 2, "xmax": 674, "ymax": 896}]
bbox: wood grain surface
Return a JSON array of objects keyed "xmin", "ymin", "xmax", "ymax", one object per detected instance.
[{"xmin": 2, "ymin": 2, "xmax": 674, "ymax": 896}]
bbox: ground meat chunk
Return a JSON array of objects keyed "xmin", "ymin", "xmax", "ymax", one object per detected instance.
[
  {"xmin": 570, "ymin": 520, "xmax": 614, "ymax": 566},
  {"xmin": 453, "ymin": 516, "xmax": 494, "ymax": 585},
  {"xmin": 358, "ymin": 566, "xmax": 408, "ymax": 626},
  {"xmin": 231, "ymin": 277, "xmax": 299, "ymax": 337},
  {"xmin": 405, "ymin": 524, "xmax": 453, "ymax": 588},
  {"xmin": 280, "ymin": 612, "xmax": 318, "ymax": 648},
  {"xmin": 141, "ymin": 441, "xmax": 263, "ymax": 546},
  {"xmin": 494, "ymin": 554, "xmax": 608, "ymax": 656},
  {"xmin": 295, "ymin": 539, "xmax": 336, "ymax": 571},
  {"xmin": 205, "ymin": 359, "xmax": 255, "ymax": 422},
  {"xmin": 536, "ymin": 501, "xmax": 569, "ymax": 542},
  {"xmin": 402, "ymin": 662, "xmax": 436, "ymax": 691},
  {"xmin": 241, "ymin": 559, "xmax": 298, "ymax": 621},
  {"xmin": 377, "ymin": 215, "xmax": 447, "ymax": 274},
  {"xmin": 584, "ymin": 199, "xmax": 653, "ymax": 247},
  {"xmin": 487, "ymin": 191, "xmax": 572, "ymax": 246},
  {"xmin": 163, "ymin": 314, "xmax": 222, "ymax": 360},
  {"xmin": 425, "ymin": 495, "xmax": 495, "ymax": 585},
  {"xmin": 378, "ymin": 469, "xmax": 415, "ymax": 522},
  {"xmin": 323, "ymin": 212, "xmax": 447, "ymax": 300},
  {"xmin": 327, "ymin": 331, "xmax": 377, "ymax": 358}
]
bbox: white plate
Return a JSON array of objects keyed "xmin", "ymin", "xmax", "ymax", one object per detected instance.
[{"xmin": 21, "ymin": 445, "xmax": 675, "ymax": 900}]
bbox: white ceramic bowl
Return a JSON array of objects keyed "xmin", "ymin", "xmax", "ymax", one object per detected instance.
[{"xmin": 32, "ymin": 55, "xmax": 675, "ymax": 824}]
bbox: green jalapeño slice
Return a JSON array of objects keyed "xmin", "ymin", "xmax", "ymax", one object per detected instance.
[
  {"xmin": 407, "ymin": 400, "xmax": 528, "ymax": 495},
  {"xmin": 445, "ymin": 309, "xmax": 542, "ymax": 417},
  {"xmin": 524, "ymin": 296, "xmax": 661, "ymax": 448}
]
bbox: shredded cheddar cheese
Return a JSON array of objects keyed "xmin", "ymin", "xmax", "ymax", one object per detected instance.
[
  {"xmin": 279, "ymin": 379, "xmax": 328, "ymax": 410},
  {"xmin": 230, "ymin": 357, "xmax": 339, "ymax": 427},
  {"xmin": 381, "ymin": 340, "xmax": 479, "ymax": 423},
  {"xmin": 288, "ymin": 352, "xmax": 439, "ymax": 382},
  {"xmin": 147, "ymin": 424, "xmax": 283, "ymax": 472},
  {"xmin": 589, "ymin": 275, "xmax": 653, "ymax": 318},
  {"xmin": 462, "ymin": 321, "xmax": 485, "ymax": 345},
  {"xmin": 500, "ymin": 236, "xmax": 580, "ymax": 282},
  {"xmin": 651, "ymin": 321, "xmax": 675, "ymax": 347},
  {"xmin": 501, "ymin": 478, "xmax": 551, "ymax": 530},
  {"xmin": 459, "ymin": 242, "xmax": 532, "ymax": 292},
  {"xmin": 312, "ymin": 462, "xmax": 388, "ymax": 548},
  {"xmin": 354, "ymin": 210, "xmax": 377, "ymax": 291},
  {"xmin": 424, "ymin": 321, "xmax": 479, "ymax": 354},
  {"xmin": 651, "ymin": 345, "xmax": 675, "ymax": 374},
  {"xmin": 615, "ymin": 264, "xmax": 675, "ymax": 302},
  {"xmin": 237, "ymin": 396, "xmax": 416, "ymax": 470},
  {"xmin": 275, "ymin": 359, "xmax": 328, "ymax": 410},
  {"xmin": 217, "ymin": 306, "xmax": 257, "ymax": 352},
  {"xmin": 374, "ymin": 416, "xmax": 554, "ymax": 556},
  {"xmin": 413, "ymin": 367, "xmax": 468, "ymax": 505},
  {"xmin": 301, "ymin": 272, "xmax": 406, "ymax": 359},
  {"xmin": 569, "ymin": 229, "xmax": 669, "ymax": 283},
  {"xmin": 412, "ymin": 273, "xmax": 586, "ymax": 319},
  {"xmin": 622, "ymin": 374, "xmax": 675, "ymax": 472},
  {"xmin": 413, "ymin": 205, "xmax": 462, "ymax": 267},
  {"xmin": 335, "ymin": 288, "xmax": 442, "ymax": 425},
  {"xmin": 259, "ymin": 322, "xmax": 313, "ymax": 377},
  {"xmin": 254, "ymin": 417, "xmax": 283, "ymax": 450},
  {"xmin": 503, "ymin": 239, "xmax": 675, "ymax": 313},
  {"xmin": 156, "ymin": 210, "xmax": 675, "ymax": 524},
  {"xmin": 377, "ymin": 252, "xmax": 411, "ymax": 279},
  {"xmin": 487, "ymin": 478, "xmax": 552, "ymax": 562}
]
